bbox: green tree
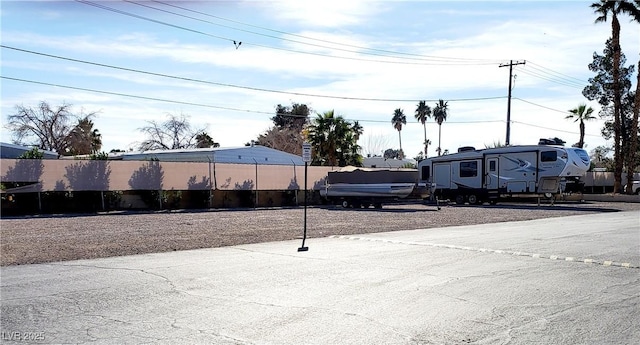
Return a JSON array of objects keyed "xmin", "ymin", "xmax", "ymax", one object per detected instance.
[
  {"xmin": 391, "ymin": 108, "xmax": 406, "ymax": 158},
  {"xmin": 566, "ymin": 104, "xmax": 596, "ymax": 148},
  {"xmin": 590, "ymin": 0, "xmax": 640, "ymax": 192},
  {"xmin": 433, "ymin": 99, "xmax": 449, "ymax": 156},
  {"xmin": 17, "ymin": 147, "xmax": 44, "ymax": 159},
  {"xmin": 583, "ymin": 38, "xmax": 636, "ymax": 192},
  {"xmin": 415, "ymin": 100, "xmax": 432, "ymax": 157},
  {"xmin": 626, "ymin": 6, "xmax": 640, "ymax": 194},
  {"xmin": 630, "ymin": 61, "xmax": 640, "ymax": 194},
  {"xmin": 307, "ymin": 110, "xmax": 362, "ymax": 166}
]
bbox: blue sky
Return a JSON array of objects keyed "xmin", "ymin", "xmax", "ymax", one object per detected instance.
[{"xmin": 1, "ymin": 0, "xmax": 638, "ymax": 158}]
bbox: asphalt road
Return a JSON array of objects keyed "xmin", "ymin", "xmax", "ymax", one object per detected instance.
[{"xmin": 1, "ymin": 211, "xmax": 639, "ymax": 344}]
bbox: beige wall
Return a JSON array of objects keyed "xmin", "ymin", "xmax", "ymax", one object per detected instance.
[{"xmin": 0, "ymin": 159, "xmax": 334, "ymax": 192}]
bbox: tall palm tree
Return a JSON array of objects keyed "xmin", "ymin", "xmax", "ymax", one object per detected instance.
[
  {"xmin": 433, "ymin": 99, "xmax": 449, "ymax": 156},
  {"xmin": 591, "ymin": 0, "xmax": 640, "ymax": 192},
  {"xmin": 415, "ymin": 100, "xmax": 432, "ymax": 157},
  {"xmin": 391, "ymin": 108, "xmax": 406, "ymax": 159},
  {"xmin": 566, "ymin": 104, "xmax": 596, "ymax": 148}
]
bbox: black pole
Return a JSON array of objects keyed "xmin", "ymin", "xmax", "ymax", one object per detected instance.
[{"xmin": 298, "ymin": 162, "xmax": 309, "ymax": 251}]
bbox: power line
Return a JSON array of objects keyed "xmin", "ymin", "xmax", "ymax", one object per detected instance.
[
  {"xmin": 512, "ymin": 97, "xmax": 571, "ymax": 114},
  {"xmin": 75, "ymin": 0, "xmax": 498, "ymax": 67},
  {"xmin": 147, "ymin": 0, "xmax": 497, "ymax": 65},
  {"xmin": 0, "ymin": 75, "xmax": 269, "ymax": 114},
  {"xmin": 527, "ymin": 61, "xmax": 586, "ymax": 85},
  {"xmin": 517, "ymin": 67, "xmax": 585, "ymax": 89},
  {"xmin": 512, "ymin": 120, "xmax": 602, "ymax": 138},
  {"xmin": 0, "ymin": 45, "xmax": 507, "ymax": 103},
  {"xmin": 0, "ymin": 75, "xmax": 510, "ymax": 125}
]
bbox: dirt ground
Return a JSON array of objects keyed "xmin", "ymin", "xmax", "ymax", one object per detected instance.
[{"xmin": 1, "ymin": 200, "xmax": 639, "ymax": 266}]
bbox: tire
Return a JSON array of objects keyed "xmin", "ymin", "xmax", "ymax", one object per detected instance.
[
  {"xmin": 467, "ymin": 194, "xmax": 478, "ymax": 205},
  {"xmin": 455, "ymin": 194, "xmax": 465, "ymax": 205}
]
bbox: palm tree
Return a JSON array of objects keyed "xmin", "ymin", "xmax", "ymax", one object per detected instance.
[
  {"xmin": 196, "ymin": 132, "xmax": 219, "ymax": 148},
  {"xmin": 591, "ymin": 0, "xmax": 640, "ymax": 192},
  {"xmin": 433, "ymin": 99, "xmax": 449, "ymax": 156},
  {"xmin": 308, "ymin": 110, "xmax": 361, "ymax": 166},
  {"xmin": 424, "ymin": 138, "xmax": 432, "ymax": 158},
  {"xmin": 66, "ymin": 117, "xmax": 102, "ymax": 155},
  {"xmin": 351, "ymin": 120, "xmax": 364, "ymax": 141},
  {"xmin": 415, "ymin": 100, "xmax": 432, "ymax": 157},
  {"xmin": 391, "ymin": 108, "xmax": 406, "ymax": 159},
  {"xmin": 566, "ymin": 104, "xmax": 596, "ymax": 148}
]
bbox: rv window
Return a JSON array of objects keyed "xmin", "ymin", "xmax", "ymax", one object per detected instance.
[
  {"xmin": 489, "ymin": 160, "xmax": 496, "ymax": 172},
  {"xmin": 460, "ymin": 161, "xmax": 477, "ymax": 177},
  {"xmin": 541, "ymin": 151, "xmax": 557, "ymax": 162},
  {"xmin": 421, "ymin": 165, "xmax": 430, "ymax": 180}
]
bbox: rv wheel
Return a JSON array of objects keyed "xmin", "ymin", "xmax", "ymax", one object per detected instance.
[
  {"xmin": 455, "ymin": 195, "xmax": 465, "ymax": 205},
  {"xmin": 467, "ymin": 194, "xmax": 478, "ymax": 205}
]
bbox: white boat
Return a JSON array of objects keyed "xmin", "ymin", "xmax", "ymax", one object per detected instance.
[
  {"xmin": 320, "ymin": 167, "xmax": 422, "ymax": 208},
  {"xmin": 320, "ymin": 182, "xmax": 416, "ymax": 198}
]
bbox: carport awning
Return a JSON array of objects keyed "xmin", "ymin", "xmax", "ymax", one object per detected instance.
[{"xmin": 1, "ymin": 182, "xmax": 42, "ymax": 194}]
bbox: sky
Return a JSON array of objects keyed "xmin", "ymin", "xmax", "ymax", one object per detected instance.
[{"xmin": 1, "ymin": 0, "xmax": 639, "ymax": 159}]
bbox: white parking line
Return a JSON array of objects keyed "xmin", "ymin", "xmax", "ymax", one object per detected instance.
[{"xmin": 329, "ymin": 235, "xmax": 638, "ymax": 269}]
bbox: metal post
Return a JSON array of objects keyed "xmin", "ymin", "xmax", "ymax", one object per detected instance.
[
  {"xmin": 253, "ymin": 158, "xmax": 258, "ymax": 209},
  {"xmin": 298, "ymin": 161, "xmax": 309, "ymax": 252},
  {"xmin": 298, "ymin": 142, "xmax": 311, "ymax": 252}
]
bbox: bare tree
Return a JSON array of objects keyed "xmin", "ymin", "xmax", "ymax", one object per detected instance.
[
  {"xmin": 137, "ymin": 113, "xmax": 208, "ymax": 151},
  {"xmin": 361, "ymin": 133, "xmax": 391, "ymax": 157},
  {"xmin": 5, "ymin": 101, "xmax": 98, "ymax": 154},
  {"xmin": 257, "ymin": 126, "xmax": 304, "ymax": 155}
]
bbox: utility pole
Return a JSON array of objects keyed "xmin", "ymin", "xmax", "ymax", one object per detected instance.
[{"xmin": 499, "ymin": 60, "xmax": 526, "ymax": 146}]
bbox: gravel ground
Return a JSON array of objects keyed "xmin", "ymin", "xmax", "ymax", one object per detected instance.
[{"xmin": 1, "ymin": 200, "xmax": 639, "ymax": 266}]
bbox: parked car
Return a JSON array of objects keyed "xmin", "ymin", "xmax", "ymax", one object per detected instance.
[{"xmin": 624, "ymin": 181, "xmax": 640, "ymax": 194}]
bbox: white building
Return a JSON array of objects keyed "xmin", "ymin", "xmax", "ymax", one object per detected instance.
[{"xmin": 112, "ymin": 145, "xmax": 305, "ymax": 166}]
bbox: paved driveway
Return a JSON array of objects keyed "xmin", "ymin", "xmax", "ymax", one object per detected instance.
[{"xmin": 1, "ymin": 211, "xmax": 639, "ymax": 344}]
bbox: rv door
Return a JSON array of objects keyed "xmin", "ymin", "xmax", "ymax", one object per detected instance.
[
  {"xmin": 433, "ymin": 163, "xmax": 452, "ymax": 190},
  {"xmin": 485, "ymin": 157, "xmax": 499, "ymax": 190}
]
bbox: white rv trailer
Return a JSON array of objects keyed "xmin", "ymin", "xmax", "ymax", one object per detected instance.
[{"xmin": 417, "ymin": 144, "xmax": 590, "ymax": 204}]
